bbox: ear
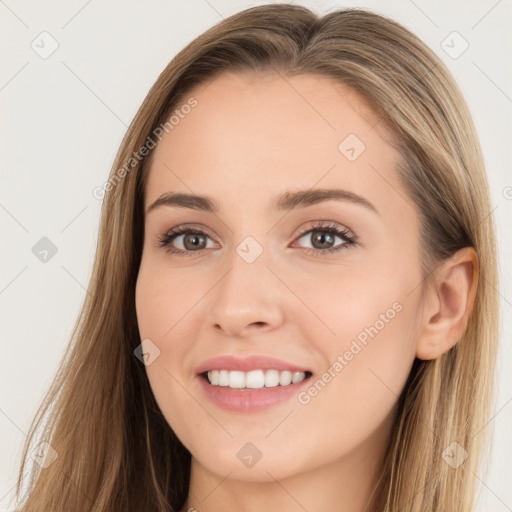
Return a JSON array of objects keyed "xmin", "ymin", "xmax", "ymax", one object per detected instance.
[{"xmin": 415, "ymin": 247, "xmax": 479, "ymax": 360}]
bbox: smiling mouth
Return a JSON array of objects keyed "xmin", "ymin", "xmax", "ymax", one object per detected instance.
[{"xmin": 202, "ymin": 369, "xmax": 313, "ymax": 390}]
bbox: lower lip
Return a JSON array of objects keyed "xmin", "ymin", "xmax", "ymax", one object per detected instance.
[{"xmin": 197, "ymin": 375, "xmax": 311, "ymax": 412}]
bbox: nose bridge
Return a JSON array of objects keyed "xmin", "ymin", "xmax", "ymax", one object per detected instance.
[{"xmin": 207, "ymin": 238, "xmax": 284, "ymax": 335}]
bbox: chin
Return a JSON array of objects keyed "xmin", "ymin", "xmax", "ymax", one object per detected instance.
[{"xmin": 193, "ymin": 446, "xmax": 307, "ymax": 483}]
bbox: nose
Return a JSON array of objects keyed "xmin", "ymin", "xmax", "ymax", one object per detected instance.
[{"xmin": 206, "ymin": 247, "xmax": 285, "ymax": 338}]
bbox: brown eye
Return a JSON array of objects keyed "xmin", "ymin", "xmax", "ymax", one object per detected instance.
[
  {"xmin": 295, "ymin": 225, "xmax": 356, "ymax": 254},
  {"xmin": 181, "ymin": 233, "xmax": 207, "ymax": 250},
  {"xmin": 309, "ymin": 231, "xmax": 336, "ymax": 249},
  {"xmin": 158, "ymin": 227, "xmax": 216, "ymax": 255}
]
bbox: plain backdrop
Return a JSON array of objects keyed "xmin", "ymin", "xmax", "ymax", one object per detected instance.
[{"xmin": 1, "ymin": 1, "xmax": 511, "ymax": 511}]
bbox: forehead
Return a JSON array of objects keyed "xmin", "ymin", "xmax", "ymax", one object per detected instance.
[{"xmin": 145, "ymin": 71, "xmax": 408, "ymax": 218}]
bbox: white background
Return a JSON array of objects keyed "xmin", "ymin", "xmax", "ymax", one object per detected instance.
[{"xmin": 1, "ymin": 1, "xmax": 511, "ymax": 511}]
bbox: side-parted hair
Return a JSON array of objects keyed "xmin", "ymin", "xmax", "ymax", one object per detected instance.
[{"xmin": 15, "ymin": 5, "xmax": 498, "ymax": 511}]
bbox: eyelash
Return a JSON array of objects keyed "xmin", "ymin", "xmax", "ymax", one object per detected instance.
[{"xmin": 157, "ymin": 222, "xmax": 357, "ymax": 258}]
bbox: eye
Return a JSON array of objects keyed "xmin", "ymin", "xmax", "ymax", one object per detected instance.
[
  {"xmin": 292, "ymin": 222, "xmax": 357, "ymax": 256},
  {"xmin": 157, "ymin": 221, "xmax": 357, "ymax": 257},
  {"xmin": 157, "ymin": 225, "xmax": 216, "ymax": 256}
]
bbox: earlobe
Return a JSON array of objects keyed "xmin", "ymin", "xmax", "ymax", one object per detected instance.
[{"xmin": 415, "ymin": 247, "xmax": 478, "ymax": 361}]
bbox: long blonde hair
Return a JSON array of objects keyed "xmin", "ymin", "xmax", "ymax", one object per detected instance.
[{"xmin": 14, "ymin": 5, "xmax": 498, "ymax": 511}]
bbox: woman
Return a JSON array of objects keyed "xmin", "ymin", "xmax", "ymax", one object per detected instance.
[{"xmin": 14, "ymin": 4, "xmax": 498, "ymax": 511}]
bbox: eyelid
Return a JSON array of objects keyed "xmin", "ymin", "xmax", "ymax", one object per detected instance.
[{"xmin": 292, "ymin": 220, "xmax": 356, "ymax": 242}]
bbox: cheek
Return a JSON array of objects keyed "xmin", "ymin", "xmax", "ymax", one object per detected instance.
[
  {"xmin": 135, "ymin": 259, "xmax": 202, "ymax": 342},
  {"xmin": 304, "ymin": 303, "xmax": 417, "ymax": 410},
  {"xmin": 293, "ymin": 262, "xmax": 418, "ymax": 430},
  {"xmin": 286, "ymin": 291, "xmax": 417, "ymax": 471},
  {"xmin": 135, "ymin": 261, "xmax": 208, "ymax": 449}
]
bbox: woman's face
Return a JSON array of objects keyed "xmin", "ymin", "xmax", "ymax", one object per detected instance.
[{"xmin": 135, "ymin": 72, "xmax": 424, "ymax": 482}]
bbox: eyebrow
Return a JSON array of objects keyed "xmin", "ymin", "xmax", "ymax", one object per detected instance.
[{"xmin": 146, "ymin": 188, "xmax": 379, "ymax": 215}]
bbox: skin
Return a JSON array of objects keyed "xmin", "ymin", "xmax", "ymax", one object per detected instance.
[{"xmin": 135, "ymin": 71, "xmax": 478, "ymax": 512}]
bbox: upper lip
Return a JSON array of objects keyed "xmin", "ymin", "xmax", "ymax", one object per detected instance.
[{"xmin": 195, "ymin": 355, "xmax": 311, "ymax": 375}]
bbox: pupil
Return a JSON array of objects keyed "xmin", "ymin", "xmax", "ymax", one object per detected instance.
[
  {"xmin": 185, "ymin": 234, "xmax": 205, "ymax": 250},
  {"xmin": 313, "ymin": 231, "xmax": 334, "ymax": 249}
]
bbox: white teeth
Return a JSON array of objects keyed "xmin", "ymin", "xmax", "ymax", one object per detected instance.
[
  {"xmin": 218, "ymin": 370, "xmax": 229, "ymax": 386},
  {"xmin": 208, "ymin": 370, "xmax": 219, "ymax": 385},
  {"xmin": 279, "ymin": 371, "xmax": 292, "ymax": 386},
  {"xmin": 264, "ymin": 369, "xmax": 280, "ymax": 387},
  {"xmin": 206, "ymin": 369, "xmax": 307, "ymax": 389},
  {"xmin": 228, "ymin": 370, "xmax": 245, "ymax": 389},
  {"xmin": 246, "ymin": 370, "xmax": 265, "ymax": 389},
  {"xmin": 292, "ymin": 371, "xmax": 305, "ymax": 384}
]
